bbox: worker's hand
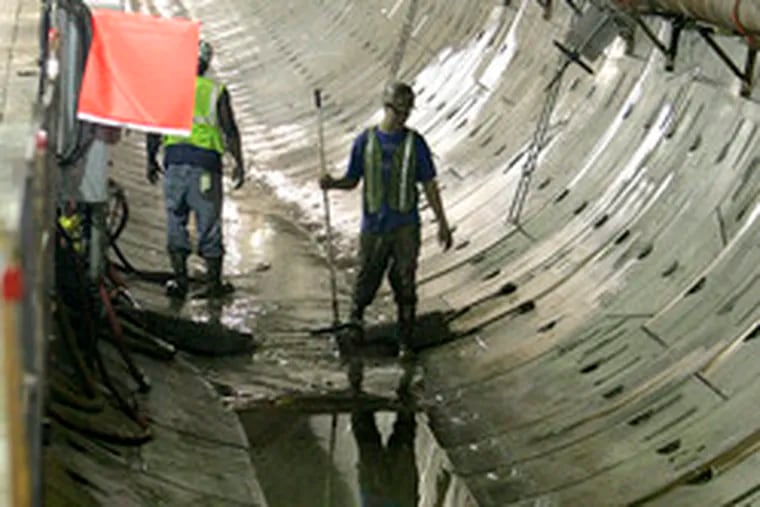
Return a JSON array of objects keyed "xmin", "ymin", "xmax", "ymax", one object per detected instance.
[
  {"xmin": 318, "ymin": 174, "xmax": 335, "ymax": 190},
  {"xmin": 146, "ymin": 162, "xmax": 161, "ymax": 185},
  {"xmin": 232, "ymin": 165, "xmax": 245, "ymax": 190},
  {"xmin": 438, "ymin": 222, "xmax": 453, "ymax": 251}
]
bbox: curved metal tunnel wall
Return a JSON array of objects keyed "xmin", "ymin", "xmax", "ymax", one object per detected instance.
[{"xmin": 121, "ymin": 0, "xmax": 760, "ymax": 505}]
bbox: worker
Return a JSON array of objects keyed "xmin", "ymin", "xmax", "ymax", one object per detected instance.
[
  {"xmin": 60, "ymin": 121, "xmax": 122, "ymax": 284},
  {"xmin": 146, "ymin": 39, "xmax": 245, "ymax": 299},
  {"xmin": 351, "ymin": 407, "xmax": 418, "ymax": 507},
  {"xmin": 348, "ymin": 357, "xmax": 419, "ymax": 507},
  {"xmin": 319, "ymin": 81, "xmax": 453, "ymax": 359}
]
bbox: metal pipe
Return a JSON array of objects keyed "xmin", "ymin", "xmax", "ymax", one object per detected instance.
[{"xmin": 613, "ymin": 0, "xmax": 760, "ymax": 36}]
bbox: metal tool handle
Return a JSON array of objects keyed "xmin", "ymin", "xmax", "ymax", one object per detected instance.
[
  {"xmin": 314, "ymin": 89, "xmax": 340, "ymax": 326},
  {"xmin": 315, "ymin": 89, "xmax": 327, "ymax": 176}
]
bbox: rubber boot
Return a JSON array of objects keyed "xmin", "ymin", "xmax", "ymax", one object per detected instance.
[
  {"xmin": 192, "ymin": 256, "xmax": 234, "ymax": 299},
  {"xmin": 347, "ymin": 357, "xmax": 364, "ymax": 395},
  {"xmin": 349, "ymin": 302, "xmax": 365, "ymax": 325},
  {"xmin": 165, "ymin": 251, "xmax": 188, "ymax": 298},
  {"xmin": 348, "ymin": 302, "xmax": 365, "ymax": 343},
  {"xmin": 397, "ymin": 304, "xmax": 416, "ymax": 360}
]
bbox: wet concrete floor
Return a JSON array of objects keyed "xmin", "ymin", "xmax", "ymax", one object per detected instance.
[
  {"xmin": 239, "ymin": 356, "xmax": 472, "ymax": 507},
  {"xmin": 242, "ymin": 408, "xmax": 421, "ymax": 507},
  {"xmin": 106, "ymin": 0, "xmax": 760, "ymax": 504},
  {"xmin": 112, "ymin": 145, "xmax": 480, "ymax": 504}
]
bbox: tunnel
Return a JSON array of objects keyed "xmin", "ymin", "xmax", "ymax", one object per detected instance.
[{"xmin": 11, "ymin": 0, "xmax": 760, "ymax": 506}]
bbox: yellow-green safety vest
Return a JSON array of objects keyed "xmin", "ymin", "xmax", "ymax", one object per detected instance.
[
  {"xmin": 363, "ymin": 127, "xmax": 417, "ymax": 214},
  {"xmin": 163, "ymin": 76, "xmax": 225, "ymax": 154}
]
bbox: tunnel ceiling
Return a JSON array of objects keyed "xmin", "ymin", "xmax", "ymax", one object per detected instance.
[{"xmin": 121, "ymin": 0, "xmax": 760, "ymax": 505}]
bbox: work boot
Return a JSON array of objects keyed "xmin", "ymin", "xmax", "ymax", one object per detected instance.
[
  {"xmin": 398, "ymin": 338, "xmax": 415, "ymax": 361},
  {"xmin": 396, "ymin": 361, "xmax": 417, "ymax": 403},
  {"xmin": 165, "ymin": 251, "xmax": 188, "ymax": 299},
  {"xmin": 397, "ymin": 304, "xmax": 416, "ymax": 360},
  {"xmin": 347, "ymin": 357, "xmax": 364, "ymax": 396},
  {"xmin": 347, "ymin": 303, "xmax": 365, "ymax": 343},
  {"xmin": 349, "ymin": 302, "xmax": 365, "ymax": 324},
  {"xmin": 192, "ymin": 256, "xmax": 234, "ymax": 299}
]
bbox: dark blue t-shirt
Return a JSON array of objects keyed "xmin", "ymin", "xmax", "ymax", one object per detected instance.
[
  {"xmin": 346, "ymin": 127, "xmax": 436, "ymax": 234},
  {"xmin": 164, "ymin": 144, "xmax": 222, "ymax": 172}
]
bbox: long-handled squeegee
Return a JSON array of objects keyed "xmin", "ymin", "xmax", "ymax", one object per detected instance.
[
  {"xmin": 315, "ymin": 87, "xmax": 340, "ymax": 507},
  {"xmin": 314, "ymin": 88, "xmax": 340, "ymax": 328}
]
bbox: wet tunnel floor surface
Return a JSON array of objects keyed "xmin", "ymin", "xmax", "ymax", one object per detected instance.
[
  {"xmin": 238, "ymin": 353, "xmax": 467, "ymax": 507},
  {"xmin": 242, "ymin": 406, "xmax": 424, "ymax": 507},
  {"xmin": 111, "ymin": 170, "xmax": 462, "ymax": 412},
  {"xmin": 49, "ymin": 166, "xmax": 470, "ymax": 507}
]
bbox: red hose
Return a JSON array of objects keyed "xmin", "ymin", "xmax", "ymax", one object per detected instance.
[
  {"xmin": 733, "ymin": 0, "xmax": 758, "ymax": 48},
  {"xmin": 99, "ymin": 283, "xmax": 151, "ymax": 395}
]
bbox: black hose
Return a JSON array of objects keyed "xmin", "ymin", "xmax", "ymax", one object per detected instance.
[
  {"xmin": 117, "ymin": 318, "xmax": 177, "ymax": 361},
  {"xmin": 49, "ymin": 401, "xmax": 151, "ymax": 446},
  {"xmin": 54, "ymin": 295, "xmax": 98, "ymax": 398},
  {"xmin": 49, "ymin": 380, "xmax": 104, "ymax": 414},
  {"xmin": 90, "ymin": 336, "xmax": 150, "ymax": 431},
  {"xmin": 55, "ymin": 217, "xmax": 151, "ymax": 431},
  {"xmin": 99, "ymin": 283, "xmax": 151, "ymax": 393},
  {"xmin": 107, "ymin": 178, "xmax": 129, "ymax": 241},
  {"xmin": 106, "ymin": 179, "xmax": 187, "ymax": 284},
  {"xmin": 55, "ymin": 217, "xmax": 99, "ymax": 363},
  {"xmin": 57, "ymin": 0, "xmax": 94, "ymax": 167}
]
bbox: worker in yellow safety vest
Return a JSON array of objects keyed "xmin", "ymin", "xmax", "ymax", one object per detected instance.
[
  {"xmin": 146, "ymin": 40, "xmax": 244, "ymax": 299},
  {"xmin": 319, "ymin": 81, "xmax": 453, "ymax": 359}
]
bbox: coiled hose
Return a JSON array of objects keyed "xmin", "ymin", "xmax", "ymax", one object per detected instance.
[{"xmin": 51, "ymin": 217, "xmax": 152, "ymax": 445}]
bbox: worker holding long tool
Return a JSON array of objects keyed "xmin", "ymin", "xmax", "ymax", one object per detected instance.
[
  {"xmin": 146, "ymin": 40, "xmax": 245, "ymax": 299},
  {"xmin": 319, "ymin": 81, "xmax": 453, "ymax": 359}
]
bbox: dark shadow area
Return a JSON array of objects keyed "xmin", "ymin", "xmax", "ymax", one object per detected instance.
[
  {"xmin": 350, "ymin": 358, "xmax": 419, "ymax": 507},
  {"xmin": 239, "ymin": 360, "xmax": 427, "ymax": 507},
  {"xmin": 117, "ymin": 306, "xmax": 255, "ymax": 356},
  {"xmin": 334, "ymin": 310, "xmax": 456, "ymax": 359},
  {"xmin": 351, "ymin": 408, "xmax": 418, "ymax": 507},
  {"xmin": 47, "ymin": 212, "xmax": 258, "ymax": 505},
  {"xmin": 241, "ymin": 409, "xmax": 357, "ymax": 507}
]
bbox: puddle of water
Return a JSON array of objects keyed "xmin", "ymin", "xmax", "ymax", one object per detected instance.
[{"xmin": 240, "ymin": 394, "xmax": 478, "ymax": 507}]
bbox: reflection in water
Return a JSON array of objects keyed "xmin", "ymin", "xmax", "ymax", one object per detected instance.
[
  {"xmin": 351, "ymin": 408, "xmax": 418, "ymax": 507},
  {"xmin": 347, "ymin": 357, "xmax": 419, "ymax": 507},
  {"xmin": 241, "ymin": 360, "xmax": 422, "ymax": 507},
  {"xmin": 242, "ymin": 409, "xmax": 356, "ymax": 507}
]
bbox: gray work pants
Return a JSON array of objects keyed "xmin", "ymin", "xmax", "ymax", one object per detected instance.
[
  {"xmin": 352, "ymin": 224, "xmax": 420, "ymax": 312},
  {"xmin": 163, "ymin": 163, "xmax": 224, "ymax": 258}
]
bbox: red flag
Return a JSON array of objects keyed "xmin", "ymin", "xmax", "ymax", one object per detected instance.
[{"xmin": 77, "ymin": 10, "xmax": 199, "ymax": 135}]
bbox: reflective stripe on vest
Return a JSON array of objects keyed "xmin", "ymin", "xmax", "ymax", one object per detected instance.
[
  {"xmin": 398, "ymin": 132, "xmax": 414, "ymax": 212},
  {"xmin": 163, "ymin": 76, "xmax": 225, "ymax": 154},
  {"xmin": 362, "ymin": 127, "xmax": 417, "ymax": 214}
]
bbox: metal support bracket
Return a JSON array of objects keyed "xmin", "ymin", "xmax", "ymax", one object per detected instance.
[
  {"xmin": 539, "ymin": 0, "xmax": 582, "ymax": 19},
  {"xmin": 698, "ymin": 26, "xmax": 758, "ymax": 97},
  {"xmin": 665, "ymin": 16, "xmax": 687, "ymax": 71},
  {"xmin": 623, "ymin": 8, "xmax": 758, "ymax": 97},
  {"xmin": 632, "ymin": 15, "xmax": 687, "ymax": 72},
  {"xmin": 553, "ymin": 40, "xmax": 595, "ymax": 80},
  {"xmin": 537, "ymin": 0, "xmax": 553, "ymax": 20},
  {"xmin": 564, "ymin": 0, "xmax": 582, "ymax": 16}
]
